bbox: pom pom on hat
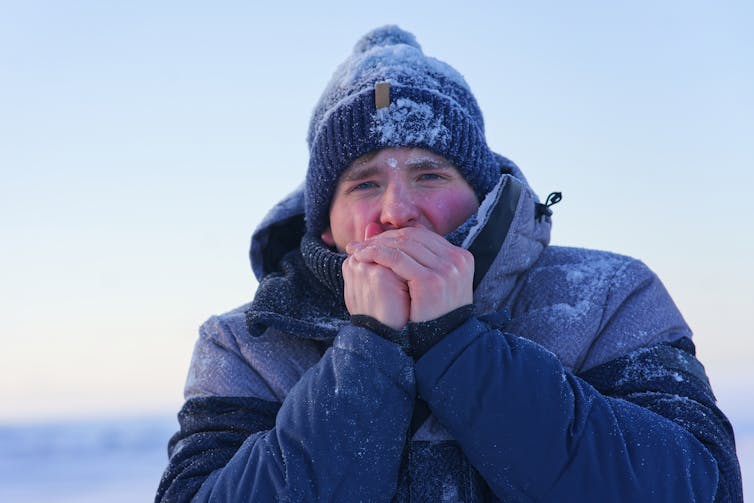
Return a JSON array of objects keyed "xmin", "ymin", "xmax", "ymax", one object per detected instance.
[
  {"xmin": 305, "ymin": 25, "xmax": 501, "ymax": 235},
  {"xmin": 353, "ymin": 24, "xmax": 421, "ymax": 54}
]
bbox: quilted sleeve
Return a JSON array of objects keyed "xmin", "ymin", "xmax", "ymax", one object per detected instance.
[
  {"xmin": 414, "ymin": 318, "xmax": 741, "ymax": 502},
  {"xmin": 156, "ymin": 325, "xmax": 416, "ymax": 502}
]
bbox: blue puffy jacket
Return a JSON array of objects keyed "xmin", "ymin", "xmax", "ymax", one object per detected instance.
[{"xmin": 156, "ymin": 161, "xmax": 742, "ymax": 502}]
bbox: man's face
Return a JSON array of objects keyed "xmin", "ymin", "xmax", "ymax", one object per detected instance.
[{"xmin": 321, "ymin": 147, "xmax": 480, "ymax": 252}]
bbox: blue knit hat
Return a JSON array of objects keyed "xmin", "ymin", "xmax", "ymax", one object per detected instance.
[{"xmin": 305, "ymin": 25, "xmax": 500, "ymax": 234}]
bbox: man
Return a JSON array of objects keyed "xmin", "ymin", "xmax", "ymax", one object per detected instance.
[{"xmin": 156, "ymin": 26, "xmax": 742, "ymax": 502}]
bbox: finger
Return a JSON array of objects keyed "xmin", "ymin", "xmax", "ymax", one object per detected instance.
[
  {"xmin": 353, "ymin": 227, "xmax": 470, "ymax": 274},
  {"xmin": 350, "ymin": 227, "xmax": 436, "ymax": 255},
  {"xmin": 351, "ymin": 237, "xmax": 438, "ymax": 270},
  {"xmin": 342, "ymin": 256, "xmax": 410, "ymax": 329},
  {"xmin": 349, "ymin": 243, "xmax": 434, "ymax": 283},
  {"xmin": 356, "ymin": 226, "xmax": 454, "ymax": 259}
]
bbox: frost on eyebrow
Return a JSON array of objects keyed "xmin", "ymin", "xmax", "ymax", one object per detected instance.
[
  {"xmin": 404, "ymin": 156, "xmax": 448, "ymax": 168},
  {"xmin": 404, "ymin": 156, "xmax": 458, "ymax": 175},
  {"xmin": 387, "ymin": 157, "xmax": 398, "ymax": 168}
]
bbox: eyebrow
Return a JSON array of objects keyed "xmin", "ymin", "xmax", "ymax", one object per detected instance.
[
  {"xmin": 342, "ymin": 158, "xmax": 455, "ymax": 182},
  {"xmin": 341, "ymin": 164, "xmax": 383, "ymax": 182},
  {"xmin": 404, "ymin": 158, "xmax": 454, "ymax": 171}
]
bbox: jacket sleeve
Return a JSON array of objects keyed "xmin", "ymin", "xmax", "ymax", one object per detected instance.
[
  {"xmin": 414, "ymin": 317, "xmax": 742, "ymax": 502},
  {"xmin": 156, "ymin": 325, "xmax": 415, "ymax": 502}
]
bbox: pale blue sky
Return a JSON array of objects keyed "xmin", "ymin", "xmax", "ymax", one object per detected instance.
[{"xmin": 1, "ymin": 0, "xmax": 752, "ymax": 421}]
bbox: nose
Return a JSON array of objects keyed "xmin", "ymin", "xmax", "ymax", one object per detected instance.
[{"xmin": 380, "ymin": 182, "xmax": 419, "ymax": 229}]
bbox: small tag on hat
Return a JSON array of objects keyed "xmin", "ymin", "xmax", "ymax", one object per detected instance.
[{"xmin": 375, "ymin": 81, "xmax": 390, "ymax": 109}]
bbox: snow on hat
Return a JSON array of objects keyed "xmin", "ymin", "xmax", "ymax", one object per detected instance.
[{"xmin": 305, "ymin": 25, "xmax": 500, "ymax": 235}]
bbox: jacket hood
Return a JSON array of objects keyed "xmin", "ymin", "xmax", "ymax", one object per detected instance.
[{"xmin": 249, "ymin": 154, "xmax": 552, "ymax": 311}]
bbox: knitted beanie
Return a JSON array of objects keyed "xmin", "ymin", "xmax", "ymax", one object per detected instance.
[{"xmin": 305, "ymin": 25, "xmax": 500, "ymax": 235}]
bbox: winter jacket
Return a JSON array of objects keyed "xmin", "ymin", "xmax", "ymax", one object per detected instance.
[{"xmin": 155, "ymin": 159, "xmax": 742, "ymax": 502}]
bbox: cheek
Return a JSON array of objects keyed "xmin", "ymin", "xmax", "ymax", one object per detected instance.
[
  {"xmin": 426, "ymin": 192, "xmax": 479, "ymax": 232},
  {"xmin": 331, "ymin": 200, "xmax": 375, "ymax": 244}
]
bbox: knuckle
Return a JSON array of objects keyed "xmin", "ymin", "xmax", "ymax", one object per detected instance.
[
  {"xmin": 454, "ymin": 248, "xmax": 475, "ymax": 270},
  {"xmin": 388, "ymin": 247, "xmax": 402, "ymax": 263},
  {"xmin": 423, "ymin": 273, "xmax": 443, "ymax": 291}
]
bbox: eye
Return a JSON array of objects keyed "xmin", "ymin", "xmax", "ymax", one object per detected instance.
[
  {"xmin": 349, "ymin": 181, "xmax": 378, "ymax": 192},
  {"xmin": 418, "ymin": 173, "xmax": 445, "ymax": 182}
]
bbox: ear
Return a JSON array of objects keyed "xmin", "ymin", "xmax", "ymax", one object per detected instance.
[{"xmin": 321, "ymin": 227, "xmax": 336, "ymax": 247}]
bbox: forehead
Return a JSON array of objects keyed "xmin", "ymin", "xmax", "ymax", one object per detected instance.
[{"xmin": 342, "ymin": 147, "xmax": 457, "ymax": 180}]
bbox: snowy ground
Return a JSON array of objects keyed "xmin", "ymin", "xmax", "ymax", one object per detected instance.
[
  {"xmin": 0, "ymin": 415, "xmax": 177, "ymax": 503},
  {"xmin": 1, "ymin": 413, "xmax": 751, "ymax": 501}
]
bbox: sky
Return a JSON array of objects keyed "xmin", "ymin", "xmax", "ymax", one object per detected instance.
[{"xmin": 1, "ymin": 0, "xmax": 752, "ymax": 422}]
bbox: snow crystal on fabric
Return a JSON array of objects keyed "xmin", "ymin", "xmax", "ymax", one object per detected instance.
[
  {"xmin": 372, "ymin": 98, "xmax": 450, "ymax": 147},
  {"xmin": 527, "ymin": 257, "xmax": 628, "ymax": 331},
  {"xmin": 504, "ymin": 250, "xmax": 633, "ymax": 370},
  {"xmin": 614, "ymin": 346, "xmax": 691, "ymax": 388},
  {"xmin": 505, "ymin": 249, "xmax": 691, "ymax": 373}
]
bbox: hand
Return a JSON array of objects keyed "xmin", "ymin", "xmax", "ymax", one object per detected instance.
[
  {"xmin": 342, "ymin": 224, "xmax": 411, "ymax": 329},
  {"xmin": 345, "ymin": 226, "xmax": 474, "ymax": 322}
]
